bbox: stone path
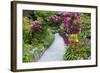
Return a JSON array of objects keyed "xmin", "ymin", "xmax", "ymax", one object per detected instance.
[{"xmin": 38, "ymin": 33, "xmax": 65, "ymax": 62}]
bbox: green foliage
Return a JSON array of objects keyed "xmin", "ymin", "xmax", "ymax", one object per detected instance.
[
  {"xmin": 23, "ymin": 10, "xmax": 91, "ymax": 62},
  {"xmin": 79, "ymin": 13, "xmax": 91, "ymax": 40},
  {"xmin": 23, "ymin": 11, "xmax": 55, "ymax": 62},
  {"xmin": 23, "ymin": 28, "xmax": 32, "ymax": 44},
  {"xmin": 64, "ymin": 44, "xmax": 91, "ymax": 60},
  {"xmin": 34, "ymin": 11, "xmax": 55, "ymax": 21},
  {"xmin": 23, "ymin": 43, "xmax": 33, "ymax": 62}
]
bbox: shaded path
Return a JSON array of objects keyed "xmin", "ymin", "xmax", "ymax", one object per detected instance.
[{"xmin": 38, "ymin": 33, "xmax": 65, "ymax": 62}]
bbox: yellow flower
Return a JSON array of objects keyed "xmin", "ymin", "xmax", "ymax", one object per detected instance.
[{"xmin": 69, "ymin": 34, "xmax": 79, "ymax": 42}]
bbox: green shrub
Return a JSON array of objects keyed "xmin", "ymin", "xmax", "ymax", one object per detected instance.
[{"xmin": 23, "ymin": 43, "xmax": 33, "ymax": 62}]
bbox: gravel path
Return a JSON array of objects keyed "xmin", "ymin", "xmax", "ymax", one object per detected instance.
[{"xmin": 38, "ymin": 33, "xmax": 65, "ymax": 62}]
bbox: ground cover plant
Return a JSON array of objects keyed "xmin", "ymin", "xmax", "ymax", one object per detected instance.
[{"xmin": 23, "ymin": 10, "xmax": 91, "ymax": 62}]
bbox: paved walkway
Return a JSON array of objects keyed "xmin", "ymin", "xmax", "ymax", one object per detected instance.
[{"xmin": 38, "ymin": 33, "xmax": 65, "ymax": 62}]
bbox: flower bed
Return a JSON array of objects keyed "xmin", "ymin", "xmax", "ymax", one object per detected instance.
[
  {"xmin": 22, "ymin": 10, "xmax": 91, "ymax": 62},
  {"xmin": 64, "ymin": 43, "xmax": 91, "ymax": 60}
]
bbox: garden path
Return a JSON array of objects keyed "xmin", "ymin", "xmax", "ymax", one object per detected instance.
[{"xmin": 38, "ymin": 33, "xmax": 65, "ymax": 62}]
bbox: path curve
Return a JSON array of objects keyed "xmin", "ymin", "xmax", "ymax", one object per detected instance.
[{"xmin": 38, "ymin": 33, "xmax": 65, "ymax": 62}]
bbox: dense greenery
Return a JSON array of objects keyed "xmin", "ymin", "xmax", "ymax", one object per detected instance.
[
  {"xmin": 23, "ymin": 11, "xmax": 55, "ymax": 62},
  {"xmin": 64, "ymin": 44, "xmax": 91, "ymax": 60},
  {"xmin": 64, "ymin": 13, "xmax": 91, "ymax": 60},
  {"xmin": 23, "ymin": 10, "xmax": 91, "ymax": 62}
]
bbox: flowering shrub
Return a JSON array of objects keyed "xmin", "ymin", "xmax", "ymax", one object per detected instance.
[
  {"xmin": 23, "ymin": 13, "xmax": 55, "ymax": 62},
  {"xmin": 31, "ymin": 21, "xmax": 42, "ymax": 32},
  {"xmin": 48, "ymin": 11, "xmax": 81, "ymax": 46},
  {"xmin": 48, "ymin": 15, "xmax": 62, "ymax": 23},
  {"xmin": 48, "ymin": 11, "xmax": 81, "ymax": 33},
  {"xmin": 23, "ymin": 10, "xmax": 91, "ymax": 62}
]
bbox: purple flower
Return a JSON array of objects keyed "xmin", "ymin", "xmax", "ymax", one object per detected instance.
[
  {"xmin": 63, "ymin": 35, "xmax": 69, "ymax": 45},
  {"xmin": 63, "ymin": 17, "xmax": 71, "ymax": 28},
  {"xmin": 31, "ymin": 21, "xmax": 42, "ymax": 32},
  {"xmin": 57, "ymin": 11, "xmax": 69, "ymax": 17},
  {"xmin": 62, "ymin": 12, "xmax": 68, "ymax": 16},
  {"xmin": 58, "ymin": 11, "xmax": 69, "ymax": 17},
  {"xmin": 76, "ymin": 16, "xmax": 80, "ymax": 19},
  {"xmin": 48, "ymin": 15, "xmax": 62, "ymax": 23},
  {"xmin": 71, "ymin": 12, "xmax": 80, "ymax": 19},
  {"xmin": 68, "ymin": 25, "xmax": 79, "ymax": 33},
  {"xmin": 72, "ymin": 12, "xmax": 78, "ymax": 17}
]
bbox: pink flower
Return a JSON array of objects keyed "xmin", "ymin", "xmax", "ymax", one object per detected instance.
[
  {"xmin": 48, "ymin": 15, "xmax": 62, "ymax": 23},
  {"xmin": 71, "ymin": 12, "xmax": 80, "ymax": 19},
  {"xmin": 57, "ymin": 11, "xmax": 69, "ymax": 17},
  {"xmin": 63, "ymin": 17, "xmax": 71, "ymax": 28}
]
